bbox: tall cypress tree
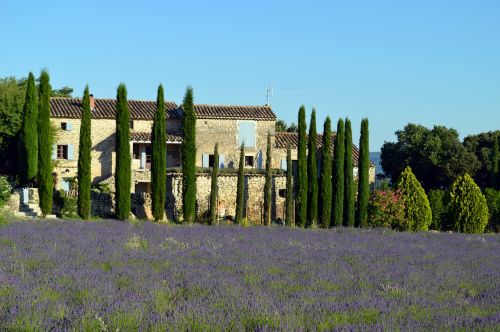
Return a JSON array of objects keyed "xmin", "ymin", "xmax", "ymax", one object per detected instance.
[
  {"xmin": 115, "ymin": 84, "xmax": 131, "ymax": 220},
  {"xmin": 37, "ymin": 70, "xmax": 53, "ymax": 217},
  {"xmin": 235, "ymin": 144, "xmax": 245, "ymax": 224},
  {"xmin": 297, "ymin": 106, "xmax": 308, "ymax": 227},
  {"xmin": 77, "ymin": 85, "xmax": 92, "ymax": 219},
  {"xmin": 263, "ymin": 132, "xmax": 272, "ymax": 225},
  {"xmin": 152, "ymin": 84, "xmax": 167, "ymax": 221},
  {"xmin": 19, "ymin": 72, "xmax": 38, "ymax": 185},
  {"xmin": 331, "ymin": 118, "xmax": 345, "ymax": 227},
  {"xmin": 356, "ymin": 118, "xmax": 370, "ymax": 227},
  {"xmin": 182, "ymin": 87, "xmax": 197, "ymax": 223},
  {"xmin": 491, "ymin": 138, "xmax": 499, "ymax": 189},
  {"xmin": 285, "ymin": 142, "xmax": 294, "ymax": 226},
  {"xmin": 343, "ymin": 118, "xmax": 354, "ymax": 226},
  {"xmin": 320, "ymin": 117, "xmax": 332, "ymax": 227},
  {"xmin": 209, "ymin": 143, "xmax": 219, "ymax": 225},
  {"xmin": 307, "ymin": 109, "xmax": 318, "ymax": 227}
]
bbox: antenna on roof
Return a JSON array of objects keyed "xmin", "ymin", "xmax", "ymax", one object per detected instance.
[{"xmin": 265, "ymin": 86, "xmax": 273, "ymax": 106}]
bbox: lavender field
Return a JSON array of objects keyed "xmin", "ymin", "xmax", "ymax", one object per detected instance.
[{"xmin": 0, "ymin": 220, "xmax": 499, "ymax": 331}]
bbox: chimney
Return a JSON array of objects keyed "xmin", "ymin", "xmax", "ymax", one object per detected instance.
[{"xmin": 89, "ymin": 94, "xmax": 95, "ymax": 110}]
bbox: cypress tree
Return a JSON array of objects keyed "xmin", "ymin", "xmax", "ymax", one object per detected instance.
[
  {"xmin": 19, "ymin": 72, "xmax": 38, "ymax": 185},
  {"xmin": 285, "ymin": 142, "xmax": 294, "ymax": 226},
  {"xmin": 491, "ymin": 138, "xmax": 499, "ymax": 189},
  {"xmin": 263, "ymin": 132, "xmax": 272, "ymax": 225},
  {"xmin": 356, "ymin": 118, "xmax": 370, "ymax": 227},
  {"xmin": 115, "ymin": 84, "xmax": 131, "ymax": 220},
  {"xmin": 152, "ymin": 84, "xmax": 167, "ymax": 221},
  {"xmin": 209, "ymin": 143, "xmax": 219, "ymax": 225},
  {"xmin": 297, "ymin": 106, "xmax": 308, "ymax": 227},
  {"xmin": 320, "ymin": 117, "xmax": 332, "ymax": 227},
  {"xmin": 343, "ymin": 118, "xmax": 354, "ymax": 226},
  {"xmin": 77, "ymin": 85, "xmax": 92, "ymax": 219},
  {"xmin": 235, "ymin": 144, "xmax": 245, "ymax": 224},
  {"xmin": 37, "ymin": 70, "xmax": 53, "ymax": 217},
  {"xmin": 181, "ymin": 87, "xmax": 196, "ymax": 223},
  {"xmin": 307, "ymin": 109, "xmax": 318, "ymax": 227},
  {"xmin": 331, "ymin": 118, "xmax": 345, "ymax": 227}
]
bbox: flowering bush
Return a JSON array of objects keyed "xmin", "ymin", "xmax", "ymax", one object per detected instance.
[{"xmin": 368, "ymin": 189, "xmax": 406, "ymax": 229}]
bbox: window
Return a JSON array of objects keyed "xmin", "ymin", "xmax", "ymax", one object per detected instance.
[
  {"xmin": 209, "ymin": 155, "xmax": 215, "ymax": 167},
  {"xmin": 57, "ymin": 145, "xmax": 68, "ymax": 159},
  {"xmin": 61, "ymin": 123, "xmax": 67, "ymax": 130},
  {"xmin": 133, "ymin": 144, "xmax": 140, "ymax": 159},
  {"xmin": 238, "ymin": 122, "xmax": 255, "ymax": 148},
  {"xmin": 129, "ymin": 120, "xmax": 134, "ymax": 129},
  {"xmin": 245, "ymin": 156, "xmax": 254, "ymax": 167},
  {"xmin": 278, "ymin": 189, "xmax": 286, "ymax": 198}
]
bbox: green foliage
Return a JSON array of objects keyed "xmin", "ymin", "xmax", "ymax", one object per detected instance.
[
  {"xmin": 332, "ymin": 118, "xmax": 345, "ymax": 227},
  {"xmin": 263, "ymin": 132, "xmax": 272, "ymax": 225},
  {"xmin": 37, "ymin": 70, "xmax": 53, "ymax": 216},
  {"xmin": 427, "ymin": 189, "xmax": 446, "ymax": 231},
  {"xmin": 18, "ymin": 73, "xmax": 38, "ymax": 185},
  {"xmin": 344, "ymin": 118, "xmax": 354, "ymax": 227},
  {"xmin": 77, "ymin": 86, "xmax": 92, "ymax": 219},
  {"xmin": 319, "ymin": 117, "xmax": 332, "ymax": 227},
  {"xmin": 50, "ymin": 86, "xmax": 73, "ymax": 98},
  {"xmin": 307, "ymin": 110, "xmax": 318, "ymax": 227},
  {"xmin": 285, "ymin": 143, "xmax": 294, "ymax": 226},
  {"xmin": 356, "ymin": 118, "xmax": 370, "ymax": 227},
  {"xmin": 483, "ymin": 188, "xmax": 500, "ymax": 232},
  {"xmin": 56, "ymin": 190, "xmax": 78, "ymax": 219},
  {"xmin": 490, "ymin": 138, "xmax": 499, "ymax": 189},
  {"xmin": 152, "ymin": 85, "xmax": 167, "ymax": 221},
  {"xmin": 0, "ymin": 176, "xmax": 12, "ymax": 207},
  {"xmin": 448, "ymin": 174, "xmax": 489, "ymax": 233},
  {"xmin": 368, "ymin": 189, "xmax": 405, "ymax": 229},
  {"xmin": 181, "ymin": 87, "xmax": 196, "ymax": 224},
  {"xmin": 396, "ymin": 166, "xmax": 432, "ymax": 231},
  {"xmin": 297, "ymin": 106, "xmax": 308, "ymax": 227},
  {"xmin": 463, "ymin": 131, "xmax": 500, "ymax": 188},
  {"xmin": 381, "ymin": 124, "xmax": 480, "ymax": 190},
  {"xmin": 235, "ymin": 144, "xmax": 245, "ymax": 224},
  {"xmin": 209, "ymin": 144, "xmax": 219, "ymax": 225},
  {"xmin": 115, "ymin": 84, "xmax": 131, "ymax": 220}
]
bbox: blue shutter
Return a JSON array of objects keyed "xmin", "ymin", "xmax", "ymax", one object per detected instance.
[
  {"xmin": 61, "ymin": 179, "xmax": 70, "ymax": 192},
  {"xmin": 257, "ymin": 151, "xmax": 263, "ymax": 169},
  {"xmin": 202, "ymin": 153, "xmax": 209, "ymax": 167},
  {"xmin": 238, "ymin": 122, "xmax": 255, "ymax": 148},
  {"xmin": 66, "ymin": 122, "xmax": 73, "ymax": 131},
  {"xmin": 52, "ymin": 145, "xmax": 57, "ymax": 160},
  {"xmin": 67, "ymin": 144, "xmax": 74, "ymax": 160},
  {"xmin": 22, "ymin": 187, "xmax": 29, "ymax": 204},
  {"xmin": 219, "ymin": 154, "xmax": 225, "ymax": 168},
  {"xmin": 140, "ymin": 146, "xmax": 146, "ymax": 169},
  {"xmin": 280, "ymin": 159, "xmax": 287, "ymax": 170}
]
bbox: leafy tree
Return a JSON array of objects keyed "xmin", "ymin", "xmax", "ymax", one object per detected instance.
[
  {"xmin": 77, "ymin": 86, "xmax": 92, "ymax": 219},
  {"xmin": 152, "ymin": 85, "xmax": 167, "ymax": 221},
  {"xmin": 263, "ymin": 132, "xmax": 272, "ymax": 225},
  {"xmin": 483, "ymin": 188, "xmax": 500, "ymax": 232},
  {"xmin": 19, "ymin": 73, "xmax": 38, "ymax": 185},
  {"xmin": 448, "ymin": 174, "xmax": 489, "ymax": 233},
  {"xmin": 427, "ymin": 189, "xmax": 446, "ymax": 231},
  {"xmin": 181, "ymin": 87, "xmax": 196, "ymax": 224},
  {"xmin": 396, "ymin": 166, "xmax": 432, "ymax": 231},
  {"xmin": 343, "ymin": 118, "xmax": 354, "ymax": 227},
  {"xmin": 285, "ymin": 142, "xmax": 294, "ymax": 226},
  {"xmin": 209, "ymin": 143, "xmax": 219, "ymax": 225},
  {"xmin": 275, "ymin": 119, "xmax": 288, "ymax": 132},
  {"xmin": 307, "ymin": 109, "xmax": 318, "ymax": 227},
  {"xmin": 331, "ymin": 118, "xmax": 345, "ymax": 227},
  {"xmin": 381, "ymin": 124, "xmax": 479, "ymax": 190},
  {"xmin": 319, "ymin": 117, "xmax": 332, "ymax": 227},
  {"xmin": 297, "ymin": 106, "xmax": 308, "ymax": 227},
  {"xmin": 491, "ymin": 138, "xmax": 499, "ymax": 189},
  {"xmin": 37, "ymin": 70, "xmax": 53, "ymax": 217},
  {"xmin": 368, "ymin": 189, "xmax": 405, "ymax": 229},
  {"xmin": 115, "ymin": 84, "xmax": 131, "ymax": 220},
  {"xmin": 463, "ymin": 131, "xmax": 500, "ymax": 188},
  {"xmin": 50, "ymin": 86, "xmax": 73, "ymax": 98},
  {"xmin": 356, "ymin": 118, "xmax": 370, "ymax": 227},
  {"xmin": 235, "ymin": 144, "xmax": 245, "ymax": 224},
  {"xmin": 287, "ymin": 123, "xmax": 298, "ymax": 133}
]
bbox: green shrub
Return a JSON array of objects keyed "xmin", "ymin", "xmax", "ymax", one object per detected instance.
[
  {"xmin": 483, "ymin": 188, "xmax": 500, "ymax": 232},
  {"xmin": 427, "ymin": 189, "xmax": 446, "ymax": 230},
  {"xmin": 396, "ymin": 166, "xmax": 432, "ymax": 231},
  {"xmin": 0, "ymin": 176, "xmax": 12, "ymax": 207},
  {"xmin": 56, "ymin": 190, "xmax": 78, "ymax": 219},
  {"xmin": 368, "ymin": 189, "xmax": 406, "ymax": 229},
  {"xmin": 448, "ymin": 174, "xmax": 489, "ymax": 233}
]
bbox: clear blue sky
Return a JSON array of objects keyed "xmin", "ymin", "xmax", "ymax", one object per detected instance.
[{"xmin": 1, "ymin": 0, "xmax": 499, "ymax": 151}]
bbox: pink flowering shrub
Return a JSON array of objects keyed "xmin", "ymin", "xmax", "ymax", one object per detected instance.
[{"xmin": 368, "ymin": 189, "xmax": 407, "ymax": 230}]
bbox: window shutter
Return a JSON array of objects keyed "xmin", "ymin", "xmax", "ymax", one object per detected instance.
[
  {"xmin": 140, "ymin": 146, "xmax": 146, "ymax": 169},
  {"xmin": 66, "ymin": 122, "xmax": 73, "ymax": 131},
  {"xmin": 202, "ymin": 153, "xmax": 209, "ymax": 168},
  {"xmin": 257, "ymin": 151, "xmax": 263, "ymax": 169},
  {"xmin": 280, "ymin": 159, "xmax": 287, "ymax": 170},
  {"xmin": 238, "ymin": 122, "xmax": 256, "ymax": 148},
  {"xmin": 52, "ymin": 145, "xmax": 57, "ymax": 160},
  {"xmin": 219, "ymin": 154, "xmax": 225, "ymax": 168},
  {"xmin": 61, "ymin": 179, "xmax": 70, "ymax": 192},
  {"xmin": 68, "ymin": 144, "xmax": 74, "ymax": 160}
]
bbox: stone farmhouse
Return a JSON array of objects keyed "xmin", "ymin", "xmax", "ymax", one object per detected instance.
[{"xmin": 49, "ymin": 95, "xmax": 375, "ymax": 221}]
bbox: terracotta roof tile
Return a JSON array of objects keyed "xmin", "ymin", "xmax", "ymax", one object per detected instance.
[
  {"xmin": 192, "ymin": 104, "xmax": 276, "ymax": 120},
  {"xmin": 130, "ymin": 131, "xmax": 182, "ymax": 143}
]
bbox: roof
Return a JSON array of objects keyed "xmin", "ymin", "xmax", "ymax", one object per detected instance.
[
  {"xmin": 192, "ymin": 104, "xmax": 276, "ymax": 121},
  {"xmin": 274, "ymin": 132, "xmax": 374, "ymax": 167},
  {"xmin": 130, "ymin": 131, "xmax": 182, "ymax": 143},
  {"xmin": 50, "ymin": 98, "xmax": 180, "ymax": 120}
]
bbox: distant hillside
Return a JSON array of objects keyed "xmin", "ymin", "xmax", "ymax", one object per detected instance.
[{"xmin": 370, "ymin": 152, "xmax": 384, "ymax": 175}]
